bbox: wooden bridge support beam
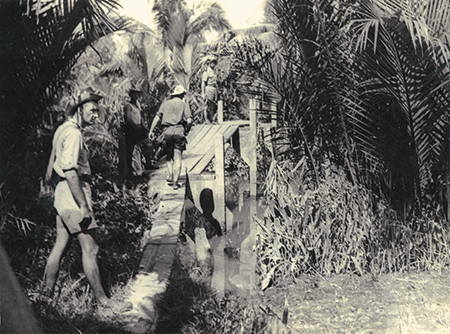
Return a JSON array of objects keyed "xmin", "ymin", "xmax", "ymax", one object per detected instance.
[{"xmin": 210, "ymin": 134, "xmax": 226, "ymax": 296}]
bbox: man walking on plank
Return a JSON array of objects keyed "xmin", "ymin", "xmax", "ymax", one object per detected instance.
[{"xmin": 148, "ymin": 85, "xmax": 192, "ymax": 190}]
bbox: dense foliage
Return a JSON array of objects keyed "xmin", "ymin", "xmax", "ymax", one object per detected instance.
[
  {"xmin": 227, "ymin": 0, "xmax": 450, "ymax": 222},
  {"xmin": 3, "ymin": 0, "xmax": 450, "ymax": 332},
  {"xmin": 0, "ymin": 0, "xmax": 124, "ymax": 173},
  {"xmin": 202, "ymin": 0, "xmax": 450, "ymax": 284},
  {"xmin": 258, "ymin": 159, "xmax": 450, "ymax": 287}
]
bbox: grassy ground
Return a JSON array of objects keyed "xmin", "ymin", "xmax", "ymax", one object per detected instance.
[
  {"xmin": 29, "ymin": 265, "xmax": 450, "ymax": 333},
  {"xmin": 260, "ymin": 270, "xmax": 450, "ymax": 334}
]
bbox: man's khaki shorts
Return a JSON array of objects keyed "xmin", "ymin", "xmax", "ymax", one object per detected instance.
[
  {"xmin": 54, "ymin": 180, "xmax": 98, "ymax": 234},
  {"xmin": 163, "ymin": 125, "xmax": 186, "ymax": 160}
]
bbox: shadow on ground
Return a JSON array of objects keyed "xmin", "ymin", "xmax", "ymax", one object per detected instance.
[{"xmin": 155, "ymin": 257, "xmax": 214, "ymax": 334}]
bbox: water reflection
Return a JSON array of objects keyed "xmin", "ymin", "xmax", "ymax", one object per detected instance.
[
  {"xmin": 224, "ymin": 188, "xmax": 265, "ymax": 295},
  {"xmin": 199, "ymin": 188, "xmax": 223, "ymax": 236},
  {"xmin": 184, "ymin": 172, "xmax": 265, "ymax": 296}
]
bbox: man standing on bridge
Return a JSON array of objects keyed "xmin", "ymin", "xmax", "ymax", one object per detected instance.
[
  {"xmin": 202, "ymin": 58, "xmax": 218, "ymax": 124},
  {"xmin": 148, "ymin": 85, "xmax": 192, "ymax": 190}
]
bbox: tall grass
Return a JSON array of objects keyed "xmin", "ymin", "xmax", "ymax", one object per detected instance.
[{"xmin": 257, "ymin": 158, "xmax": 450, "ymax": 287}]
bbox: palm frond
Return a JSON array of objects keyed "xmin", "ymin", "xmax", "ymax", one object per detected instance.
[
  {"xmin": 172, "ymin": 43, "xmax": 201, "ymax": 90},
  {"xmin": 152, "ymin": 0, "xmax": 189, "ymax": 49},
  {"xmin": 375, "ymin": 0, "xmax": 450, "ymax": 62},
  {"xmin": 189, "ymin": 0, "xmax": 231, "ymax": 38},
  {"xmin": 144, "ymin": 40, "xmax": 167, "ymax": 84},
  {"xmin": 349, "ymin": 0, "xmax": 450, "ymax": 215},
  {"xmin": 237, "ymin": 0, "xmax": 450, "ymax": 217},
  {"xmin": 0, "ymin": 0, "xmax": 121, "ymax": 167}
]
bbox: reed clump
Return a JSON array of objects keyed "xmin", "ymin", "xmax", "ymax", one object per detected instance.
[{"xmin": 257, "ymin": 159, "xmax": 450, "ymax": 288}]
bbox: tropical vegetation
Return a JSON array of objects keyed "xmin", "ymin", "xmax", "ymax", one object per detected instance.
[
  {"xmin": 233, "ymin": 0, "xmax": 450, "ymax": 284},
  {"xmin": 2, "ymin": 0, "xmax": 450, "ymax": 332}
]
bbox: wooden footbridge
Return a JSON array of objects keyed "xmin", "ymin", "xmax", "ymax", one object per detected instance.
[{"xmin": 121, "ymin": 114, "xmax": 260, "ymax": 333}]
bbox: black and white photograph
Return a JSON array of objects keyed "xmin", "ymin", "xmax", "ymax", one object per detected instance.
[{"xmin": 2, "ymin": 0, "xmax": 450, "ymax": 333}]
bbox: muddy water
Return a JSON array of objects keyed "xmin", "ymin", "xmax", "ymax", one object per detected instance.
[{"xmin": 222, "ymin": 174, "xmax": 266, "ymax": 295}]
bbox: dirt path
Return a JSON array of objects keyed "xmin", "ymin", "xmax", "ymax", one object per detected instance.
[{"xmin": 261, "ymin": 271, "xmax": 450, "ymax": 333}]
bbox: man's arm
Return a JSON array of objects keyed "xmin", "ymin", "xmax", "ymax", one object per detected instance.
[
  {"xmin": 148, "ymin": 114, "xmax": 161, "ymax": 139},
  {"xmin": 201, "ymin": 71, "xmax": 208, "ymax": 98},
  {"xmin": 184, "ymin": 100, "xmax": 193, "ymax": 134},
  {"xmin": 64, "ymin": 169, "xmax": 91, "ymax": 219},
  {"xmin": 45, "ymin": 149, "xmax": 55, "ymax": 182},
  {"xmin": 185, "ymin": 117, "xmax": 193, "ymax": 134}
]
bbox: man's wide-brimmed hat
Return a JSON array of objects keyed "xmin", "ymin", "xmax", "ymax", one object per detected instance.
[
  {"xmin": 65, "ymin": 87, "xmax": 103, "ymax": 116},
  {"xmin": 170, "ymin": 85, "xmax": 187, "ymax": 96}
]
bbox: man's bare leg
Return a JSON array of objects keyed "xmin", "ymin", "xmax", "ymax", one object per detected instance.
[
  {"xmin": 167, "ymin": 158, "xmax": 174, "ymax": 182},
  {"xmin": 43, "ymin": 216, "xmax": 71, "ymax": 295},
  {"xmin": 77, "ymin": 230, "xmax": 109, "ymax": 304},
  {"xmin": 204, "ymin": 107, "xmax": 209, "ymax": 124},
  {"xmin": 173, "ymin": 149, "xmax": 182, "ymax": 189}
]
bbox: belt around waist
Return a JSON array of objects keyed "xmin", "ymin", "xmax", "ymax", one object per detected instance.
[
  {"xmin": 163, "ymin": 124, "xmax": 184, "ymax": 129},
  {"xmin": 59, "ymin": 175, "xmax": 91, "ymax": 184}
]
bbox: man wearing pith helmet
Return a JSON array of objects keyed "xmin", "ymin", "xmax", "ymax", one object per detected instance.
[
  {"xmin": 42, "ymin": 87, "xmax": 113, "ymax": 308},
  {"xmin": 148, "ymin": 84, "xmax": 193, "ymax": 190}
]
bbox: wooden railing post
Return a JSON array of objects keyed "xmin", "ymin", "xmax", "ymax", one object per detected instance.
[
  {"xmin": 215, "ymin": 134, "xmax": 226, "ymax": 227},
  {"xmin": 217, "ymin": 100, "xmax": 224, "ymax": 123}
]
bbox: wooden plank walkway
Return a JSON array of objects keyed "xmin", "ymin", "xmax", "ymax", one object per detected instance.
[
  {"xmin": 148, "ymin": 122, "xmax": 248, "ymax": 179},
  {"xmin": 122, "ymin": 122, "xmax": 248, "ymax": 333}
]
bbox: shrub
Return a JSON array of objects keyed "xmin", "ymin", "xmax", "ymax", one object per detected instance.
[
  {"xmin": 257, "ymin": 158, "xmax": 450, "ymax": 287},
  {"xmin": 257, "ymin": 159, "xmax": 375, "ymax": 286}
]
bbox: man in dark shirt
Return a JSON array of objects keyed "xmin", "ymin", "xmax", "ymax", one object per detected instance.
[
  {"xmin": 148, "ymin": 85, "xmax": 192, "ymax": 190},
  {"xmin": 119, "ymin": 87, "xmax": 154, "ymax": 180}
]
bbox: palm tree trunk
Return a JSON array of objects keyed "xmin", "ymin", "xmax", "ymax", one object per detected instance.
[{"xmin": 446, "ymin": 167, "xmax": 450, "ymax": 221}]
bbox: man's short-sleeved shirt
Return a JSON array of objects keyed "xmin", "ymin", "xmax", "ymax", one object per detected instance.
[
  {"xmin": 53, "ymin": 119, "xmax": 90, "ymax": 177},
  {"xmin": 202, "ymin": 67, "xmax": 217, "ymax": 88},
  {"xmin": 157, "ymin": 97, "xmax": 192, "ymax": 127},
  {"xmin": 202, "ymin": 67, "xmax": 217, "ymax": 102}
]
